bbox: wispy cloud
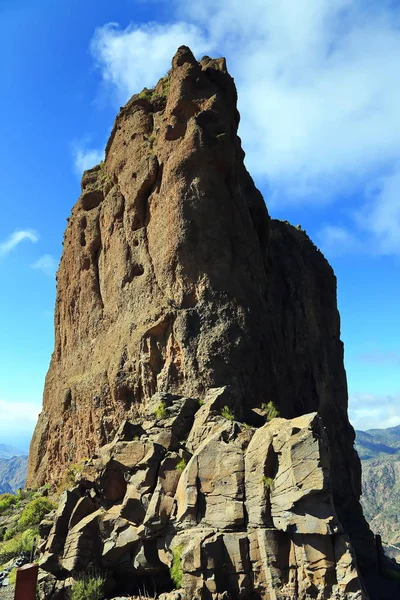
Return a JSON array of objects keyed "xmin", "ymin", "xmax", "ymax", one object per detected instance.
[
  {"xmin": 358, "ymin": 351, "xmax": 400, "ymax": 366},
  {"xmin": 316, "ymin": 225, "xmax": 363, "ymax": 257},
  {"xmin": 73, "ymin": 147, "xmax": 104, "ymax": 175},
  {"xmin": 0, "ymin": 398, "xmax": 41, "ymax": 440},
  {"xmin": 31, "ymin": 254, "xmax": 58, "ymax": 277},
  {"xmin": 355, "ymin": 167, "xmax": 400, "ymax": 256},
  {"xmin": 90, "ymin": 0, "xmax": 400, "ymax": 255},
  {"xmin": 349, "ymin": 393, "xmax": 400, "ymax": 431},
  {"xmin": 91, "ymin": 21, "xmax": 210, "ymax": 102},
  {"xmin": 0, "ymin": 230, "xmax": 38, "ymax": 258}
]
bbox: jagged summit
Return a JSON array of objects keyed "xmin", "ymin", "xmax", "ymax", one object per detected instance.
[{"xmin": 26, "ymin": 47, "xmax": 376, "ymax": 598}]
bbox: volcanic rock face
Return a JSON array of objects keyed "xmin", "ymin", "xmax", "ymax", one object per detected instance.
[
  {"xmin": 28, "ymin": 45, "xmax": 374, "ymax": 596},
  {"xmin": 38, "ymin": 400, "xmax": 366, "ymax": 600}
]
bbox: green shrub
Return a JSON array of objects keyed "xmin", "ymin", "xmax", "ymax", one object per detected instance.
[
  {"xmin": 99, "ymin": 161, "xmax": 110, "ymax": 183},
  {"xmin": 0, "ymin": 527, "xmax": 38, "ymax": 562},
  {"xmin": 57, "ymin": 459, "xmax": 88, "ymax": 494},
  {"xmin": 17, "ymin": 497, "xmax": 54, "ymax": 530},
  {"xmin": 221, "ymin": 405, "xmax": 235, "ymax": 421},
  {"xmin": 261, "ymin": 401, "xmax": 280, "ymax": 421},
  {"xmin": 241, "ymin": 422, "xmax": 253, "ymax": 430},
  {"xmin": 161, "ymin": 77, "xmax": 170, "ymax": 97},
  {"xmin": 8, "ymin": 568, "xmax": 17, "ymax": 585},
  {"xmin": 261, "ymin": 476, "xmax": 274, "ymax": 490},
  {"xmin": 3, "ymin": 526, "xmax": 17, "ymax": 541},
  {"xmin": 176, "ymin": 457, "xmax": 187, "ymax": 473},
  {"xmin": 0, "ymin": 494, "xmax": 18, "ymax": 515},
  {"xmin": 154, "ymin": 400, "xmax": 168, "ymax": 420},
  {"xmin": 69, "ymin": 571, "xmax": 105, "ymax": 600},
  {"xmin": 0, "ymin": 536, "xmax": 23, "ymax": 562},
  {"xmin": 170, "ymin": 545, "xmax": 184, "ymax": 589},
  {"xmin": 21, "ymin": 528, "xmax": 38, "ymax": 551},
  {"xmin": 139, "ymin": 88, "xmax": 152, "ymax": 100}
]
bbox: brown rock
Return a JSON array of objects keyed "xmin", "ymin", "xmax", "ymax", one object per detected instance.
[
  {"xmin": 61, "ymin": 509, "xmax": 103, "ymax": 572},
  {"xmin": 102, "ymin": 521, "xmax": 142, "ymax": 567},
  {"xmin": 186, "ymin": 387, "xmax": 240, "ymax": 453},
  {"xmin": 69, "ymin": 495, "xmax": 97, "ymax": 529},
  {"xmin": 43, "ymin": 488, "xmax": 82, "ymax": 558},
  {"xmin": 28, "ymin": 44, "xmax": 374, "ymax": 595},
  {"xmin": 143, "ymin": 453, "xmax": 183, "ymax": 531},
  {"xmin": 246, "ymin": 413, "xmax": 341, "ymax": 535},
  {"xmin": 175, "ymin": 421, "xmax": 245, "ymax": 529}
]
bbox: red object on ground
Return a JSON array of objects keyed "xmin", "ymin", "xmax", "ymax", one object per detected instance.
[{"xmin": 14, "ymin": 563, "xmax": 39, "ymax": 600}]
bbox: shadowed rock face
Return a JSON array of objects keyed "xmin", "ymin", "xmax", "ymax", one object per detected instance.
[{"xmin": 27, "ymin": 46, "xmax": 372, "ymax": 563}]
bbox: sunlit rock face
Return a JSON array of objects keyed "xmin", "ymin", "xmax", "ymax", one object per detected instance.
[
  {"xmin": 27, "ymin": 46, "xmax": 374, "ymax": 590},
  {"xmin": 37, "ymin": 403, "xmax": 367, "ymax": 600}
]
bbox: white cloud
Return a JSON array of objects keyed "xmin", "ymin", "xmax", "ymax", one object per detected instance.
[
  {"xmin": 317, "ymin": 225, "xmax": 362, "ymax": 257},
  {"xmin": 90, "ymin": 0, "xmax": 400, "ymax": 255},
  {"xmin": 74, "ymin": 147, "xmax": 104, "ymax": 175},
  {"xmin": 0, "ymin": 230, "xmax": 38, "ymax": 258},
  {"xmin": 31, "ymin": 254, "xmax": 58, "ymax": 277},
  {"xmin": 0, "ymin": 399, "xmax": 41, "ymax": 443},
  {"xmin": 358, "ymin": 351, "xmax": 400, "ymax": 365},
  {"xmin": 90, "ymin": 21, "xmax": 211, "ymax": 102},
  {"xmin": 355, "ymin": 166, "xmax": 400, "ymax": 255},
  {"xmin": 349, "ymin": 393, "xmax": 400, "ymax": 431}
]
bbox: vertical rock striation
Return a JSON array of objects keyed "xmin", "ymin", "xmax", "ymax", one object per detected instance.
[{"xmin": 28, "ymin": 46, "xmax": 374, "ymax": 577}]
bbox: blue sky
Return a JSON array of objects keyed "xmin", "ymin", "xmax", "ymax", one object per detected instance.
[{"xmin": 0, "ymin": 0, "xmax": 399, "ymax": 450}]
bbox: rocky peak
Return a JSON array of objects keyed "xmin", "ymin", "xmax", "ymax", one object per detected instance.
[{"xmin": 27, "ymin": 47, "xmax": 377, "ymax": 597}]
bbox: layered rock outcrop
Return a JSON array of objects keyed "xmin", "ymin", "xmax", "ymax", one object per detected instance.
[
  {"xmin": 37, "ymin": 394, "xmax": 366, "ymax": 600},
  {"xmin": 28, "ymin": 46, "xmax": 375, "ymax": 596}
]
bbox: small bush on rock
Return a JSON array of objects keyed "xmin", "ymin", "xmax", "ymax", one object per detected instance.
[
  {"xmin": 139, "ymin": 88, "xmax": 153, "ymax": 100},
  {"xmin": 154, "ymin": 400, "xmax": 168, "ymax": 420},
  {"xmin": 0, "ymin": 527, "xmax": 38, "ymax": 562},
  {"xmin": 261, "ymin": 401, "xmax": 280, "ymax": 421},
  {"xmin": 21, "ymin": 528, "xmax": 38, "ymax": 551},
  {"xmin": 69, "ymin": 571, "xmax": 105, "ymax": 600},
  {"xmin": 221, "ymin": 405, "xmax": 235, "ymax": 421},
  {"xmin": 8, "ymin": 568, "xmax": 17, "ymax": 584},
  {"xmin": 3, "ymin": 526, "xmax": 17, "ymax": 541},
  {"xmin": 170, "ymin": 545, "xmax": 184, "ymax": 589},
  {"xmin": 17, "ymin": 497, "xmax": 54, "ymax": 530},
  {"xmin": 176, "ymin": 457, "xmax": 187, "ymax": 472},
  {"xmin": 0, "ymin": 494, "xmax": 18, "ymax": 515},
  {"xmin": 57, "ymin": 459, "xmax": 88, "ymax": 494},
  {"xmin": 261, "ymin": 476, "xmax": 274, "ymax": 490},
  {"xmin": 0, "ymin": 536, "xmax": 23, "ymax": 562}
]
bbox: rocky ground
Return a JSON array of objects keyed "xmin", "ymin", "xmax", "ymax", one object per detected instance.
[
  {"xmin": 32, "ymin": 390, "xmax": 369, "ymax": 600},
  {"xmin": 0, "ymin": 585, "xmax": 14, "ymax": 600}
]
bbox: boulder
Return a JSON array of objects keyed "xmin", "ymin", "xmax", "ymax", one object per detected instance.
[{"xmin": 61, "ymin": 509, "xmax": 103, "ymax": 572}]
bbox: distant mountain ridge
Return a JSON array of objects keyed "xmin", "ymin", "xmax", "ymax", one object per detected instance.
[
  {"xmin": 0, "ymin": 444, "xmax": 28, "ymax": 493},
  {"xmin": 356, "ymin": 425, "xmax": 400, "ymax": 560},
  {"xmin": 0, "ymin": 456, "xmax": 28, "ymax": 493},
  {"xmin": 0, "ymin": 443, "xmax": 27, "ymax": 460}
]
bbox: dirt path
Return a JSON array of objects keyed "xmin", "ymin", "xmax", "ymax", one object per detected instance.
[{"xmin": 0, "ymin": 585, "xmax": 14, "ymax": 600}]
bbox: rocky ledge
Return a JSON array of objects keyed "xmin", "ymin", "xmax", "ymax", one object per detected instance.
[{"xmin": 37, "ymin": 388, "xmax": 367, "ymax": 600}]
